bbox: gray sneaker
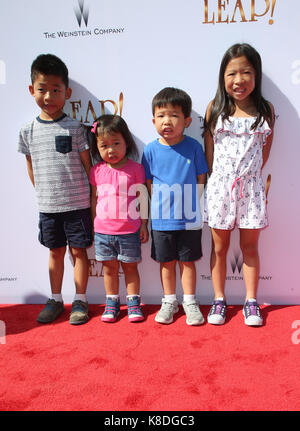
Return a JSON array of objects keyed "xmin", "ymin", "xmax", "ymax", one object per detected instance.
[
  {"xmin": 155, "ymin": 299, "xmax": 179, "ymax": 324},
  {"xmin": 37, "ymin": 299, "xmax": 64, "ymax": 323},
  {"xmin": 182, "ymin": 301, "xmax": 205, "ymax": 326},
  {"xmin": 69, "ymin": 300, "xmax": 89, "ymax": 325}
]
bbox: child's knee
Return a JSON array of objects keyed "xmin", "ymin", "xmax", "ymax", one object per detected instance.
[
  {"xmin": 121, "ymin": 261, "xmax": 138, "ymax": 275},
  {"xmin": 69, "ymin": 246, "xmax": 87, "ymax": 259},
  {"xmin": 50, "ymin": 246, "xmax": 66, "ymax": 260},
  {"xmin": 240, "ymin": 242, "xmax": 258, "ymax": 257},
  {"xmin": 103, "ymin": 260, "xmax": 119, "ymax": 276}
]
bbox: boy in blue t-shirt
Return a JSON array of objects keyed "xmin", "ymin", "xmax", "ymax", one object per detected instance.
[{"xmin": 142, "ymin": 87, "xmax": 208, "ymax": 325}]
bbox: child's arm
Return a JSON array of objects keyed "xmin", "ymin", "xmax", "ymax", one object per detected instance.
[
  {"xmin": 145, "ymin": 179, "xmax": 153, "ymax": 196},
  {"xmin": 80, "ymin": 149, "xmax": 92, "ymax": 177},
  {"xmin": 262, "ymin": 102, "xmax": 275, "ymax": 169},
  {"xmin": 197, "ymin": 174, "xmax": 206, "ymax": 198},
  {"xmin": 139, "ymin": 221, "xmax": 149, "ymax": 243},
  {"xmin": 136, "ymin": 183, "xmax": 149, "ymax": 243},
  {"xmin": 203, "ymin": 102, "xmax": 214, "ymax": 176},
  {"xmin": 25, "ymin": 155, "xmax": 35, "ymax": 186},
  {"xmin": 90, "ymin": 185, "xmax": 97, "ymax": 229}
]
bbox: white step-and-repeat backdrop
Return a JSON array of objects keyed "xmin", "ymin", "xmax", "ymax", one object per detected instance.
[{"xmin": 1, "ymin": 0, "xmax": 299, "ymax": 304}]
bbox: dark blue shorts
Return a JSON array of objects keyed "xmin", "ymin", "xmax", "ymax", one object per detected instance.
[
  {"xmin": 38, "ymin": 209, "xmax": 93, "ymax": 249},
  {"xmin": 151, "ymin": 229, "xmax": 202, "ymax": 262}
]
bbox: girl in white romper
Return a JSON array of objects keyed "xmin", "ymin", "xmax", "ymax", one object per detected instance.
[{"xmin": 204, "ymin": 43, "xmax": 274, "ymax": 326}]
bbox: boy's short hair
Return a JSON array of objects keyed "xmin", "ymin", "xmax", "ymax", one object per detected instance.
[
  {"xmin": 152, "ymin": 87, "xmax": 192, "ymax": 118},
  {"xmin": 31, "ymin": 54, "xmax": 69, "ymax": 88}
]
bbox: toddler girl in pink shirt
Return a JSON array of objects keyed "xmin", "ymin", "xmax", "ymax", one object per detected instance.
[{"xmin": 89, "ymin": 115, "xmax": 148, "ymax": 322}]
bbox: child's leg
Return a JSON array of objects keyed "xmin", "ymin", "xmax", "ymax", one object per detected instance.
[
  {"xmin": 155, "ymin": 260, "xmax": 179, "ymax": 324},
  {"xmin": 239, "ymin": 229, "xmax": 260, "ymax": 300},
  {"xmin": 120, "ymin": 262, "xmax": 140, "ymax": 295},
  {"xmin": 210, "ymin": 228, "xmax": 231, "ymax": 300},
  {"xmin": 179, "ymin": 261, "xmax": 204, "ymax": 326},
  {"xmin": 102, "ymin": 260, "xmax": 120, "ymax": 295},
  {"xmin": 160, "ymin": 260, "xmax": 177, "ymax": 295},
  {"xmin": 101, "ymin": 260, "xmax": 121, "ymax": 323},
  {"xmin": 207, "ymin": 229, "xmax": 231, "ymax": 325},
  {"xmin": 69, "ymin": 246, "xmax": 90, "ymax": 325},
  {"xmin": 121, "ymin": 262, "xmax": 144, "ymax": 322},
  {"xmin": 178, "ymin": 261, "xmax": 196, "ymax": 295},
  {"xmin": 49, "ymin": 246, "xmax": 66, "ymax": 295},
  {"xmin": 239, "ymin": 229, "xmax": 263, "ymax": 326},
  {"xmin": 69, "ymin": 246, "xmax": 89, "ymax": 296},
  {"xmin": 37, "ymin": 247, "xmax": 66, "ymax": 324}
]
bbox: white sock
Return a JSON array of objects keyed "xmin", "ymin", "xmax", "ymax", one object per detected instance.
[
  {"xmin": 216, "ymin": 297, "xmax": 225, "ymax": 301},
  {"xmin": 52, "ymin": 293, "xmax": 63, "ymax": 303},
  {"xmin": 246, "ymin": 298, "xmax": 257, "ymax": 303},
  {"xmin": 127, "ymin": 294, "xmax": 140, "ymax": 299},
  {"xmin": 74, "ymin": 293, "xmax": 87, "ymax": 303},
  {"xmin": 164, "ymin": 294, "xmax": 177, "ymax": 303},
  {"xmin": 107, "ymin": 295, "xmax": 119, "ymax": 300},
  {"xmin": 183, "ymin": 294, "xmax": 195, "ymax": 304}
]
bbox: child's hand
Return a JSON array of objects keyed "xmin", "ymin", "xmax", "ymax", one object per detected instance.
[{"xmin": 140, "ymin": 223, "xmax": 149, "ymax": 243}]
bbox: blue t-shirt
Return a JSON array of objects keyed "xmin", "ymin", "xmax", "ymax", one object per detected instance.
[{"xmin": 142, "ymin": 136, "xmax": 208, "ymax": 230}]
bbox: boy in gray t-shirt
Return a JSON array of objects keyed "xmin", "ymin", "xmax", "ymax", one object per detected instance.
[{"xmin": 18, "ymin": 54, "xmax": 92, "ymax": 325}]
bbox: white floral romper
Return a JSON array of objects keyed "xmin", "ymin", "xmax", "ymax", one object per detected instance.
[{"xmin": 204, "ymin": 116, "xmax": 271, "ymax": 230}]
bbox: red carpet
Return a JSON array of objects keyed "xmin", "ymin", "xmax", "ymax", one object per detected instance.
[{"xmin": 0, "ymin": 304, "xmax": 299, "ymax": 411}]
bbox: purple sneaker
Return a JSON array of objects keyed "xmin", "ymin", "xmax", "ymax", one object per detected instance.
[
  {"xmin": 243, "ymin": 300, "xmax": 263, "ymax": 326},
  {"xmin": 207, "ymin": 299, "xmax": 227, "ymax": 325}
]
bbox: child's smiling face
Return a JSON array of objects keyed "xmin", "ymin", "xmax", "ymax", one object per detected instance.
[
  {"xmin": 152, "ymin": 104, "xmax": 191, "ymax": 146},
  {"xmin": 224, "ymin": 55, "xmax": 256, "ymax": 105},
  {"xmin": 29, "ymin": 73, "xmax": 71, "ymax": 121}
]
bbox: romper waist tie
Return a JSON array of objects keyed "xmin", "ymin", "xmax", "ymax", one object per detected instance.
[{"xmin": 231, "ymin": 177, "xmax": 243, "ymax": 201}]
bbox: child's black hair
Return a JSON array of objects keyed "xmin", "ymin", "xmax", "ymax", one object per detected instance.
[
  {"xmin": 31, "ymin": 54, "xmax": 69, "ymax": 88},
  {"xmin": 89, "ymin": 115, "xmax": 139, "ymax": 163},
  {"xmin": 152, "ymin": 87, "xmax": 192, "ymax": 118},
  {"xmin": 204, "ymin": 43, "xmax": 273, "ymax": 134}
]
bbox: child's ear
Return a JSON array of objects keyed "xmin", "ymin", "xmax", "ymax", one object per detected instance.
[
  {"xmin": 184, "ymin": 116, "xmax": 192, "ymax": 128},
  {"xmin": 29, "ymin": 85, "xmax": 34, "ymax": 96},
  {"xmin": 66, "ymin": 87, "xmax": 72, "ymax": 99}
]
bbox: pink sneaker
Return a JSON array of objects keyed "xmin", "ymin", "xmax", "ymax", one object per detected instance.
[
  {"xmin": 101, "ymin": 297, "xmax": 120, "ymax": 323},
  {"xmin": 127, "ymin": 296, "xmax": 144, "ymax": 322}
]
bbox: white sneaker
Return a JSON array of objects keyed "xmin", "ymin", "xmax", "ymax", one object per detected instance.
[
  {"xmin": 155, "ymin": 299, "xmax": 179, "ymax": 324},
  {"xmin": 182, "ymin": 301, "xmax": 204, "ymax": 326},
  {"xmin": 243, "ymin": 300, "xmax": 263, "ymax": 326},
  {"xmin": 207, "ymin": 299, "xmax": 227, "ymax": 325}
]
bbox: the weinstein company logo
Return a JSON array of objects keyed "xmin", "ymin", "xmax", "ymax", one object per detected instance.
[
  {"xmin": 43, "ymin": 0, "xmax": 124, "ymax": 39},
  {"xmin": 229, "ymin": 251, "xmax": 272, "ymax": 281},
  {"xmin": 231, "ymin": 251, "xmax": 243, "ymax": 274},
  {"xmin": 200, "ymin": 250, "xmax": 272, "ymax": 282},
  {"xmin": 74, "ymin": 0, "xmax": 89, "ymax": 27}
]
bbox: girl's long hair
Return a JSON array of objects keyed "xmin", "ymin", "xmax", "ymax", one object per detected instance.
[
  {"xmin": 204, "ymin": 43, "xmax": 273, "ymax": 135},
  {"xmin": 89, "ymin": 115, "xmax": 139, "ymax": 163}
]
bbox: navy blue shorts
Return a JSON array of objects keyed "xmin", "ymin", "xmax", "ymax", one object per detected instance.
[
  {"xmin": 151, "ymin": 229, "xmax": 202, "ymax": 262},
  {"xmin": 38, "ymin": 209, "xmax": 93, "ymax": 249}
]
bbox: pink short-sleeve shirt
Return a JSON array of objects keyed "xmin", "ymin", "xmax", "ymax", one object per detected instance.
[{"xmin": 89, "ymin": 159, "xmax": 145, "ymax": 234}]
